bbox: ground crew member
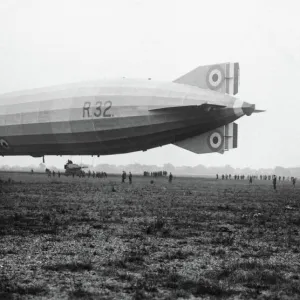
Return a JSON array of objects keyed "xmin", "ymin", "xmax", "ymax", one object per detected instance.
[
  {"xmin": 129, "ymin": 172, "xmax": 132, "ymax": 184},
  {"xmin": 169, "ymin": 172, "xmax": 173, "ymax": 183},
  {"xmin": 273, "ymin": 175, "xmax": 277, "ymax": 191},
  {"xmin": 122, "ymin": 171, "xmax": 126, "ymax": 183}
]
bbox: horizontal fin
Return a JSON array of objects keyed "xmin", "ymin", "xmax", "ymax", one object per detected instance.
[{"xmin": 174, "ymin": 122, "xmax": 238, "ymax": 154}]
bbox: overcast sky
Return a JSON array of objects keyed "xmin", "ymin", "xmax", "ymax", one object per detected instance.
[{"xmin": 0, "ymin": 0, "xmax": 299, "ymax": 169}]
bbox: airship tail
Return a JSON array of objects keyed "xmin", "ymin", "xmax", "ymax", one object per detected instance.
[
  {"xmin": 173, "ymin": 122, "xmax": 238, "ymax": 154},
  {"xmin": 173, "ymin": 62, "xmax": 240, "ymax": 95}
]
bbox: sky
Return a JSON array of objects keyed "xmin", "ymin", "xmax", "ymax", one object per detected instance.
[{"xmin": 0, "ymin": 0, "xmax": 299, "ymax": 169}]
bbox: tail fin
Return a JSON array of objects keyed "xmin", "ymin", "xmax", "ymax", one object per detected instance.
[
  {"xmin": 173, "ymin": 122, "xmax": 238, "ymax": 154},
  {"xmin": 173, "ymin": 62, "xmax": 239, "ymax": 95}
]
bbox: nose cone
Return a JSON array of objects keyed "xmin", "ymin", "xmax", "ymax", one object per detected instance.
[{"xmin": 242, "ymin": 102, "xmax": 255, "ymax": 116}]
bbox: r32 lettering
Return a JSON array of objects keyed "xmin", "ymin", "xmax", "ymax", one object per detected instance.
[{"xmin": 83, "ymin": 101, "xmax": 112, "ymax": 118}]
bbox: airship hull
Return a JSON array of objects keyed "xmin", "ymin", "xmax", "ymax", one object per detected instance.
[
  {"xmin": 0, "ymin": 62, "xmax": 260, "ymax": 156},
  {"xmin": 0, "ymin": 79, "xmax": 238, "ymax": 156}
]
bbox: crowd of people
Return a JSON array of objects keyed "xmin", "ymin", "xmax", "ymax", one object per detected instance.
[
  {"xmin": 44, "ymin": 168, "xmax": 107, "ymax": 179},
  {"xmin": 272, "ymin": 175, "xmax": 296, "ymax": 191},
  {"xmin": 40, "ymin": 167, "xmax": 297, "ymax": 189},
  {"xmin": 122, "ymin": 171, "xmax": 173, "ymax": 184},
  {"xmin": 216, "ymin": 173, "xmax": 297, "ymax": 190},
  {"xmin": 216, "ymin": 173, "xmax": 296, "ymax": 182},
  {"xmin": 143, "ymin": 171, "xmax": 168, "ymax": 177}
]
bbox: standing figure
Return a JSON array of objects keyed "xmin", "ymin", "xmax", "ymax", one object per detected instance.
[
  {"xmin": 169, "ymin": 172, "xmax": 173, "ymax": 183},
  {"xmin": 249, "ymin": 176, "xmax": 253, "ymax": 184},
  {"xmin": 273, "ymin": 175, "xmax": 277, "ymax": 191},
  {"xmin": 122, "ymin": 171, "xmax": 126, "ymax": 183},
  {"xmin": 129, "ymin": 172, "xmax": 132, "ymax": 184}
]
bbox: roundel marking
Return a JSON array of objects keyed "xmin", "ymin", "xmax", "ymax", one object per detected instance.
[
  {"xmin": 0, "ymin": 138, "xmax": 10, "ymax": 151},
  {"xmin": 207, "ymin": 130, "xmax": 223, "ymax": 152},
  {"xmin": 206, "ymin": 65, "xmax": 225, "ymax": 90}
]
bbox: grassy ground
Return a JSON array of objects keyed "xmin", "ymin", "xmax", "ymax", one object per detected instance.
[{"xmin": 0, "ymin": 172, "xmax": 299, "ymax": 299}]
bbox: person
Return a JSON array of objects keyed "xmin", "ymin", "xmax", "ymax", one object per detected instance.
[
  {"xmin": 129, "ymin": 172, "xmax": 132, "ymax": 184},
  {"xmin": 249, "ymin": 176, "xmax": 253, "ymax": 184},
  {"xmin": 122, "ymin": 171, "xmax": 126, "ymax": 183},
  {"xmin": 292, "ymin": 177, "xmax": 296, "ymax": 187},
  {"xmin": 216, "ymin": 174, "xmax": 218, "ymax": 180},
  {"xmin": 58, "ymin": 171, "xmax": 61, "ymax": 178},
  {"xmin": 169, "ymin": 172, "xmax": 173, "ymax": 183},
  {"xmin": 273, "ymin": 175, "xmax": 277, "ymax": 191},
  {"xmin": 46, "ymin": 168, "xmax": 51, "ymax": 177}
]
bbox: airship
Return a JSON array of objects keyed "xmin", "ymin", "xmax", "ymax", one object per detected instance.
[{"xmin": 0, "ymin": 62, "xmax": 263, "ymax": 158}]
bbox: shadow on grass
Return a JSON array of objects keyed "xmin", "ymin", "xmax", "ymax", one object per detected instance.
[
  {"xmin": 0, "ymin": 212, "xmax": 62, "ymax": 235},
  {"xmin": 0, "ymin": 277, "xmax": 48, "ymax": 298},
  {"xmin": 43, "ymin": 261, "xmax": 93, "ymax": 272},
  {"xmin": 165, "ymin": 273, "xmax": 234, "ymax": 297}
]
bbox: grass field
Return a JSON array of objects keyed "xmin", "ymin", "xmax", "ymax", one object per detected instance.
[{"xmin": 0, "ymin": 172, "xmax": 300, "ymax": 299}]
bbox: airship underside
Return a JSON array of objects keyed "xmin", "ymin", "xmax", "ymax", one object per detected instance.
[{"xmin": 0, "ymin": 62, "xmax": 261, "ymax": 157}]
